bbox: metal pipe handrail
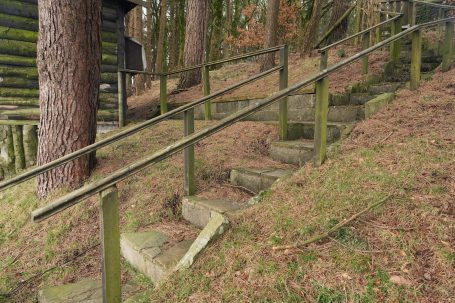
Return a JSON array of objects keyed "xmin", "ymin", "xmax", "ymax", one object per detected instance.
[
  {"xmin": 164, "ymin": 45, "xmax": 284, "ymax": 76},
  {"xmin": 413, "ymin": 0, "xmax": 455, "ymax": 9},
  {"xmin": 318, "ymin": 14, "xmax": 402, "ymax": 53},
  {"xmin": 32, "ymin": 16, "xmax": 455, "ymax": 222},
  {"xmin": 0, "ymin": 65, "xmax": 282, "ymax": 192}
]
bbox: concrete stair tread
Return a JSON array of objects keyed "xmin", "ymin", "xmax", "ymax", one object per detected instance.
[
  {"xmin": 121, "ymin": 230, "xmax": 195, "ymax": 284},
  {"xmin": 230, "ymin": 167, "xmax": 294, "ymax": 193},
  {"xmin": 271, "ymin": 140, "xmax": 314, "ymax": 149},
  {"xmin": 182, "ymin": 196, "xmax": 247, "ymax": 228}
]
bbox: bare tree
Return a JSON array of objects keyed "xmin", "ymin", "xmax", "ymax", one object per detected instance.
[
  {"xmin": 178, "ymin": 0, "xmax": 208, "ymax": 89},
  {"xmin": 36, "ymin": 0, "xmax": 101, "ymax": 197},
  {"xmin": 260, "ymin": 0, "xmax": 280, "ymax": 72},
  {"xmin": 155, "ymin": 0, "xmax": 167, "ymax": 74}
]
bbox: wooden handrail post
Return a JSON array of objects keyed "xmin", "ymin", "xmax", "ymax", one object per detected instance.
[
  {"xmin": 409, "ymin": 1, "xmax": 416, "ymax": 26},
  {"xmin": 390, "ymin": 16, "xmax": 402, "ymax": 63},
  {"xmin": 319, "ymin": 50, "xmax": 328, "ymax": 71},
  {"xmin": 402, "ymin": 0, "xmax": 410, "ymax": 26},
  {"xmin": 160, "ymin": 74, "xmax": 168, "ymax": 114},
  {"xmin": 376, "ymin": 11, "xmax": 382, "ymax": 44},
  {"xmin": 117, "ymin": 71, "xmax": 127, "ymax": 127},
  {"xmin": 100, "ymin": 186, "xmax": 121, "ymax": 303},
  {"xmin": 442, "ymin": 21, "xmax": 454, "ymax": 72},
  {"xmin": 410, "ymin": 29, "xmax": 422, "ymax": 90},
  {"xmin": 184, "ymin": 109, "xmax": 195, "ymax": 195},
  {"xmin": 202, "ymin": 65, "xmax": 211, "ymax": 120},
  {"xmin": 279, "ymin": 45, "xmax": 288, "ymax": 140},
  {"xmin": 313, "ymin": 75, "xmax": 329, "ymax": 167},
  {"xmin": 362, "ymin": 32, "xmax": 370, "ymax": 75}
]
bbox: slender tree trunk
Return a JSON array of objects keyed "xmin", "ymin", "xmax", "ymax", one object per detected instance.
[
  {"xmin": 178, "ymin": 0, "xmax": 208, "ymax": 89},
  {"xmin": 177, "ymin": 0, "xmax": 186, "ymax": 67},
  {"xmin": 36, "ymin": 0, "xmax": 101, "ymax": 197},
  {"xmin": 145, "ymin": 0, "xmax": 154, "ymax": 88},
  {"xmin": 132, "ymin": 6, "xmax": 145, "ymax": 94},
  {"xmin": 223, "ymin": 0, "xmax": 232, "ymax": 58},
  {"xmin": 210, "ymin": 0, "xmax": 224, "ymax": 61},
  {"xmin": 155, "ymin": 0, "xmax": 167, "ymax": 74},
  {"xmin": 301, "ymin": 0, "xmax": 323, "ymax": 55},
  {"xmin": 260, "ymin": 0, "xmax": 280, "ymax": 72},
  {"xmin": 168, "ymin": 0, "xmax": 179, "ymax": 70},
  {"xmin": 327, "ymin": 0, "xmax": 351, "ymax": 43}
]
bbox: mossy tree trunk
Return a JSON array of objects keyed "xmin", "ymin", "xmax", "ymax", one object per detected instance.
[{"xmin": 37, "ymin": 0, "xmax": 101, "ymax": 198}]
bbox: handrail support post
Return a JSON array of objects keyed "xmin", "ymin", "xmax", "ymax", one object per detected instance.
[
  {"xmin": 184, "ymin": 109, "xmax": 195, "ymax": 195},
  {"xmin": 202, "ymin": 65, "xmax": 211, "ymax": 120},
  {"xmin": 391, "ymin": 16, "xmax": 402, "ymax": 63},
  {"xmin": 410, "ymin": 29, "xmax": 422, "ymax": 90},
  {"xmin": 442, "ymin": 21, "xmax": 454, "ymax": 72},
  {"xmin": 314, "ymin": 76, "xmax": 329, "ymax": 167},
  {"xmin": 160, "ymin": 74, "xmax": 168, "ymax": 114},
  {"xmin": 279, "ymin": 45, "xmax": 288, "ymax": 140},
  {"xmin": 362, "ymin": 32, "xmax": 370, "ymax": 75},
  {"xmin": 117, "ymin": 71, "xmax": 127, "ymax": 127},
  {"xmin": 100, "ymin": 186, "xmax": 121, "ymax": 303}
]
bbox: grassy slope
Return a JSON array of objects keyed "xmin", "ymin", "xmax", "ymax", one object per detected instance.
[
  {"xmin": 149, "ymin": 70, "xmax": 455, "ymax": 302},
  {"xmin": 0, "ymin": 121, "xmax": 288, "ymax": 303}
]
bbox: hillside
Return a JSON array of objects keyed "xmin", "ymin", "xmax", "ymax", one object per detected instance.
[{"xmin": 146, "ymin": 68, "xmax": 455, "ymax": 302}]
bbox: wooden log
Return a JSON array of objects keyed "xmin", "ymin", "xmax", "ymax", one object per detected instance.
[
  {"xmin": 101, "ymin": 64, "xmax": 118, "ymax": 73},
  {"xmin": 0, "ymin": 87, "xmax": 39, "ymax": 98},
  {"xmin": 0, "ymin": 12, "xmax": 38, "ymax": 32},
  {"xmin": 0, "ymin": 65, "xmax": 38, "ymax": 79},
  {"xmin": 0, "ymin": 125, "xmax": 16, "ymax": 174},
  {"xmin": 102, "ymin": 7, "xmax": 118, "ymax": 22},
  {"xmin": 0, "ymin": 119, "xmax": 38, "ymax": 125},
  {"xmin": 0, "ymin": 107, "xmax": 40, "ymax": 120},
  {"xmin": 23, "ymin": 124, "xmax": 37, "ymax": 166},
  {"xmin": 0, "ymin": 77, "xmax": 39, "ymax": 89},
  {"xmin": 12, "ymin": 124, "xmax": 25, "ymax": 170},
  {"xmin": 102, "ymin": 31, "xmax": 117, "ymax": 44},
  {"xmin": 102, "ymin": 54, "xmax": 117, "ymax": 65},
  {"xmin": 0, "ymin": 39, "xmax": 36, "ymax": 57},
  {"xmin": 99, "ymin": 92, "xmax": 118, "ymax": 102},
  {"xmin": 101, "ymin": 73, "xmax": 117, "ymax": 84},
  {"xmin": 0, "ymin": 0, "xmax": 39, "ymax": 20},
  {"xmin": 0, "ymin": 97, "xmax": 39, "ymax": 106},
  {"xmin": 102, "ymin": 42, "xmax": 118, "ymax": 55},
  {"xmin": 0, "ymin": 54, "xmax": 36, "ymax": 67},
  {"xmin": 0, "ymin": 25, "xmax": 37, "ymax": 43},
  {"xmin": 102, "ymin": 20, "xmax": 117, "ymax": 33}
]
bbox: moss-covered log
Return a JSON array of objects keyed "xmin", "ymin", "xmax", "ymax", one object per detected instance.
[
  {"xmin": 12, "ymin": 124, "xmax": 25, "ymax": 170},
  {"xmin": 0, "ymin": 65, "xmax": 38, "ymax": 79},
  {"xmin": 102, "ymin": 31, "xmax": 117, "ymax": 43},
  {"xmin": 0, "ymin": 107, "xmax": 40, "ymax": 118},
  {"xmin": 103, "ymin": 7, "xmax": 117, "ymax": 22},
  {"xmin": 23, "ymin": 124, "xmax": 37, "ymax": 166},
  {"xmin": 102, "ymin": 42, "xmax": 118, "ymax": 55},
  {"xmin": 0, "ymin": 25, "xmax": 37, "ymax": 43},
  {"xmin": 101, "ymin": 64, "xmax": 118, "ymax": 73},
  {"xmin": 0, "ymin": 0, "xmax": 39, "ymax": 20},
  {"xmin": 0, "ymin": 97, "xmax": 39, "ymax": 106},
  {"xmin": 0, "ymin": 125, "xmax": 16, "ymax": 174},
  {"xmin": 101, "ymin": 72, "xmax": 117, "ymax": 84},
  {"xmin": 0, "ymin": 12, "xmax": 38, "ymax": 32},
  {"xmin": 0, "ymin": 77, "xmax": 39, "ymax": 88},
  {"xmin": 0, "ymin": 39, "xmax": 36, "ymax": 57},
  {"xmin": 0, "ymin": 87, "xmax": 39, "ymax": 98},
  {"xmin": 0, "ymin": 119, "xmax": 38, "ymax": 125},
  {"xmin": 102, "ymin": 20, "xmax": 117, "ymax": 33},
  {"xmin": 99, "ymin": 92, "xmax": 118, "ymax": 102},
  {"xmin": 102, "ymin": 53, "xmax": 117, "ymax": 65},
  {"xmin": 97, "ymin": 109, "xmax": 118, "ymax": 121},
  {"xmin": 0, "ymin": 54, "xmax": 36, "ymax": 67}
]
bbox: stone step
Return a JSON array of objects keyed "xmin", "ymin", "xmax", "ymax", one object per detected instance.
[
  {"xmin": 349, "ymin": 93, "xmax": 378, "ymax": 105},
  {"xmin": 182, "ymin": 196, "xmax": 247, "ymax": 228},
  {"xmin": 120, "ymin": 230, "xmax": 194, "ymax": 285},
  {"xmin": 230, "ymin": 167, "xmax": 294, "ymax": 193},
  {"xmin": 288, "ymin": 105, "xmax": 362, "ymax": 123},
  {"xmin": 270, "ymin": 140, "xmax": 314, "ymax": 166},
  {"xmin": 286, "ymin": 121, "xmax": 355, "ymax": 142},
  {"xmin": 367, "ymin": 82, "xmax": 401, "ymax": 95},
  {"xmin": 38, "ymin": 279, "xmax": 103, "ymax": 303}
]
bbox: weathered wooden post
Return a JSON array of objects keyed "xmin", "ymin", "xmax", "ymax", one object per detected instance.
[
  {"xmin": 160, "ymin": 74, "xmax": 168, "ymax": 114},
  {"xmin": 4, "ymin": 126, "xmax": 15, "ymax": 174},
  {"xmin": 442, "ymin": 21, "xmax": 454, "ymax": 72},
  {"xmin": 100, "ymin": 186, "xmax": 121, "ymax": 303},
  {"xmin": 391, "ymin": 16, "xmax": 402, "ymax": 63},
  {"xmin": 12, "ymin": 125, "xmax": 25, "ymax": 171},
  {"xmin": 362, "ymin": 31, "xmax": 370, "ymax": 75},
  {"xmin": 202, "ymin": 65, "xmax": 211, "ymax": 120},
  {"xmin": 314, "ymin": 73, "xmax": 329, "ymax": 167},
  {"xmin": 184, "ymin": 109, "xmax": 195, "ymax": 195},
  {"xmin": 117, "ymin": 71, "xmax": 126, "ymax": 127},
  {"xmin": 410, "ymin": 29, "xmax": 422, "ymax": 90},
  {"xmin": 409, "ymin": 1, "xmax": 416, "ymax": 26},
  {"xmin": 319, "ymin": 50, "xmax": 328, "ymax": 71},
  {"xmin": 279, "ymin": 45, "xmax": 288, "ymax": 140},
  {"xmin": 402, "ymin": 0, "xmax": 410, "ymax": 26},
  {"xmin": 23, "ymin": 125, "xmax": 37, "ymax": 166}
]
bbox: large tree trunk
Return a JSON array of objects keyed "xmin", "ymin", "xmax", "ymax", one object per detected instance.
[
  {"xmin": 327, "ymin": 0, "xmax": 351, "ymax": 43},
  {"xmin": 178, "ymin": 0, "xmax": 208, "ymax": 89},
  {"xmin": 260, "ymin": 0, "xmax": 280, "ymax": 72},
  {"xmin": 301, "ymin": 0, "xmax": 324, "ymax": 55},
  {"xmin": 36, "ymin": 0, "xmax": 101, "ymax": 198},
  {"xmin": 155, "ymin": 0, "xmax": 167, "ymax": 74}
]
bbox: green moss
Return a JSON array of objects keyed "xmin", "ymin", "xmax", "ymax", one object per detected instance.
[
  {"xmin": 0, "ymin": 25, "xmax": 37, "ymax": 43},
  {"xmin": 0, "ymin": 39, "xmax": 36, "ymax": 57},
  {"xmin": 0, "ymin": 54, "xmax": 35, "ymax": 67}
]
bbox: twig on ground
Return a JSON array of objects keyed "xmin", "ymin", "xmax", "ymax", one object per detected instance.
[
  {"xmin": 379, "ymin": 131, "xmax": 394, "ymax": 144},
  {"xmin": 272, "ymin": 195, "xmax": 392, "ymax": 251}
]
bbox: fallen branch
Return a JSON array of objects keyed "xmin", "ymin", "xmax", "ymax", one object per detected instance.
[{"xmin": 272, "ymin": 195, "xmax": 392, "ymax": 251}]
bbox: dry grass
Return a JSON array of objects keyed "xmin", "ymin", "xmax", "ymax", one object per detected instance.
[
  {"xmin": 0, "ymin": 121, "xmax": 288, "ymax": 303},
  {"xmin": 148, "ymin": 67, "xmax": 455, "ymax": 302}
]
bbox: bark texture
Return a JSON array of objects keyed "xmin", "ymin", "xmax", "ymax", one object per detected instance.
[
  {"xmin": 178, "ymin": 0, "xmax": 208, "ymax": 89},
  {"xmin": 37, "ymin": 0, "xmax": 101, "ymax": 197},
  {"xmin": 155, "ymin": 0, "xmax": 167, "ymax": 74},
  {"xmin": 260, "ymin": 0, "xmax": 280, "ymax": 72}
]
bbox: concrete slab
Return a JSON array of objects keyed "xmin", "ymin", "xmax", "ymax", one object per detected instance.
[
  {"xmin": 230, "ymin": 167, "xmax": 294, "ymax": 193},
  {"xmin": 38, "ymin": 279, "xmax": 102, "ymax": 303},
  {"xmin": 270, "ymin": 140, "xmax": 314, "ymax": 166}
]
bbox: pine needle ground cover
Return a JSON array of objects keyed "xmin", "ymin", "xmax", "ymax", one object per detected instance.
[{"xmin": 149, "ymin": 69, "xmax": 455, "ymax": 302}]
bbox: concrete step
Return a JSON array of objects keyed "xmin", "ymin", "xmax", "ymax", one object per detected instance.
[
  {"xmin": 286, "ymin": 121, "xmax": 355, "ymax": 142},
  {"xmin": 350, "ymin": 93, "xmax": 378, "ymax": 105},
  {"xmin": 120, "ymin": 230, "xmax": 194, "ymax": 285},
  {"xmin": 230, "ymin": 167, "xmax": 294, "ymax": 193},
  {"xmin": 182, "ymin": 196, "xmax": 247, "ymax": 228},
  {"xmin": 288, "ymin": 105, "xmax": 362, "ymax": 123},
  {"xmin": 367, "ymin": 82, "xmax": 401, "ymax": 95},
  {"xmin": 270, "ymin": 140, "xmax": 314, "ymax": 166}
]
